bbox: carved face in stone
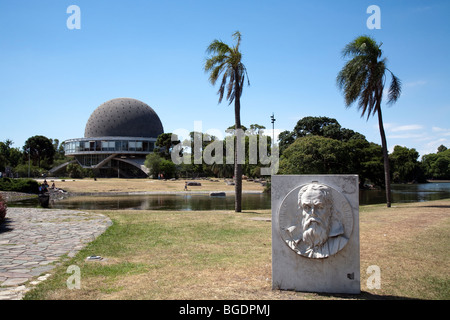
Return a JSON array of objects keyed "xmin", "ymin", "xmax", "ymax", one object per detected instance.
[
  {"xmin": 278, "ymin": 182, "xmax": 353, "ymax": 258},
  {"xmin": 298, "ymin": 184, "xmax": 333, "ymax": 249}
]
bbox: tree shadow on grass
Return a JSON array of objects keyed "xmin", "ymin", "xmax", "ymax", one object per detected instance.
[
  {"xmin": 420, "ymin": 205, "xmax": 450, "ymax": 209},
  {"xmin": 316, "ymin": 291, "xmax": 421, "ymax": 300}
]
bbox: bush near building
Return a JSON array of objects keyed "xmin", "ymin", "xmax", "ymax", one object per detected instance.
[{"xmin": 0, "ymin": 177, "xmax": 39, "ymax": 194}]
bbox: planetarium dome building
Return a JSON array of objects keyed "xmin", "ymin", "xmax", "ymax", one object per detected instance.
[{"xmin": 61, "ymin": 98, "xmax": 164, "ymax": 177}]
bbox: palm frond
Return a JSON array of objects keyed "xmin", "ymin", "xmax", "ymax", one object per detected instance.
[
  {"xmin": 387, "ymin": 71, "xmax": 402, "ymax": 105},
  {"xmin": 337, "ymin": 35, "xmax": 400, "ymax": 121},
  {"xmin": 226, "ymin": 69, "xmax": 236, "ymax": 103},
  {"xmin": 342, "ymin": 35, "xmax": 381, "ymax": 59},
  {"xmin": 337, "ymin": 56, "xmax": 369, "ymax": 107},
  {"xmin": 208, "ymin": 61, "xmax": 228, "ymax": 86},
  {"xmin": 204, "ymin": 54, "xmax": 228, "ymax": 72},
  {"xmin": 217, "ymin": 67, "xmax": 231, "ymax": 104},
  {"xmin": 232, "ymin": 31, "xmax": 242, "ymax": 50},
  {"xmin": 204, "ymin": 31, "xmax": 249, "ymax": 105},
  {"xmin": 239, "ymin": 63, "xmax": 250, "ymax": 88},
  {"xmin": 206, "ymin": 40, "xmax": 232, "ymax": 56}
]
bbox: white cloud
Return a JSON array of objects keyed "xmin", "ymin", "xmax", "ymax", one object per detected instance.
[
  {"xmin": 421, "ymin": 138, "xmax": 450, "ymax": 155},
  {"xmin": 382, "ymin": 123, "xmax": 424, "ymax": 133},
  {"xmin": 388, "ymin": 133, "xmax": 424, "ymax": 139},
  {"xmin": 432, "ymin": 127, "xmax": 450, "ymax": 135},
  {"xmin": 389, "ymin": 124, "xmax": 424, "ymax": 132},
  {"xmin": 381, "ymin": 123, "xmax": 450, "ymax": 157}
]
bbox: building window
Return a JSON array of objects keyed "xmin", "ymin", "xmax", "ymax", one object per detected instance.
[
  {"xmin": 129, "ymin": 141, "xmax": 136, "ymax": 151},
  {"xmin": 102, "ymin": 141, "xmax": 115, "ymax": 151}
]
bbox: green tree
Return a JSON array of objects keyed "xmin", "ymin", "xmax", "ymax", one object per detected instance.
[
  {"xmin": 66, "ymin": 163, "xmax": 84, "ymax": 179},
  {"xmin": 226, "ymin": 124, "xmax": 248, "ymax": 133},
  {"xmin": 23, "ymin": 135, "xmax": 56, "ymax": 169},
  {"xmin": 278, "ymin": 130, "xmax": 296, "ymax": 155},
  {"xmin": 347, "ymin": 139, "xmax": 384, "ymax": 188},
  {"xmin": 155, "ymin": 133, "xmax": 180, "ymax": 160},
  {"xmin": 279, "ymin": 116, "xmax": 363, "ymax": 154},
  {"xmin": 0, "ymin": 140, "xmax": 23, "ymax": 172},
  {"xmin": 422, "ymin": 148, "xmax": 450, "ymax": 180},
  {"xmin": 437, "ymin": 145, "xmax": 448, "ymax": 153},
  {"xmin": 144, "ymin": 153, "xmax": 163, "ymax": 178},
  {"xmin": 205, "ymin": 31, "xmax": 250, "ymax": 212},
  {"xmin": 225, "ymin": 124, "xmax": 272, "ymax": 178},
  {"xmin": 293, "ymin": 116, "xmax": 342, "ymax": 140},
  {"xmin": 279, "ymin": 136, "xmax": 347, "ymax": 175},
  {"xmin": 51, "ymin": 139, "xmax": 67, "ymax": 161},
  {"xmin": 389, "ymin": 145, "xmax": 425, "ymax": 183},
  {"xmin": 337, "ymin": 35, "xmax": 402, "ymax": 207},
  {"xmin": 159, "ymin": 159, "xmax": 176, "ymax": 179},
  {"xmin": 248, "ymin": 124, "xmax": 266, "ymax": 135}
]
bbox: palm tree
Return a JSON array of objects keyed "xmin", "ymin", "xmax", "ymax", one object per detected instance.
[
  {"xmin": 205, "ymin": 31, "xmax": 250, "ymax": 212},
  {"xmin": 337, "ymin": 35, "xmax": 401, "ymax": 207}
]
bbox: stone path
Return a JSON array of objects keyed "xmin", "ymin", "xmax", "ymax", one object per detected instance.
[{"xmin": 0, "ymin": 208, "xmax": 112, "ymax": 300}]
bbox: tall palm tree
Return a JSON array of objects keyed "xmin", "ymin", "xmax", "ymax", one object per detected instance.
[
  {"xmin": 205, "ymin": 31, "xmax": 250, "ymax": 212},
  {"xmin": 337, "ymin": 35, "xmax": 401, "ymax": 207}
]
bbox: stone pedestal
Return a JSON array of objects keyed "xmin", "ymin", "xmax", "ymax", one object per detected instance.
[{"xmin": 271, "ymin": 175, "xmax": 360, "ymax": 294}]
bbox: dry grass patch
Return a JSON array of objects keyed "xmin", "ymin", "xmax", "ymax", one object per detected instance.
[
  {"xmin": 359, "ymin": 200, "xmax": 450, "ymax": 298},
  {"xmin": 24, "ymin": 199, "xmax": 450, "ymax": 300},
  {"xmin": 50, "ymin": 178, "xmax": 265, "ymax": 194}
]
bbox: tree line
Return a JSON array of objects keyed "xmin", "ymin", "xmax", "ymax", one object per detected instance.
[
  {"xmin": 278, "ymin": 116, "xmax": 450, "ymax": 186},
  {"xmin": 144, "ymin": 124, "xmax": 271, "ymax": 180},
  {"xmin": 1, "ymin": 118, "xmax": 448, "ymax": 184},
  {"xmin": 0, "ymin": 136, "xmax": 66, "ymax": 178}
]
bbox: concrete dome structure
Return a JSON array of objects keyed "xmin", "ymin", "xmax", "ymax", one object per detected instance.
[
  {"xmin": 84, "ymin": 98, "xmax": 164, "ymax": 138},
  {"xmin": 57, "ymin": 98, "xmax": 164, "ymax": 178}
]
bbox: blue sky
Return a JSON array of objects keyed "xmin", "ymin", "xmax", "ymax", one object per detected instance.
[{"xmin": 1, "ymin": 0, "xmax": 449, "ymax": 158}]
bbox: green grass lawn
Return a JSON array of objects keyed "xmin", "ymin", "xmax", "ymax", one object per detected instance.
[{"xmin": 23, "ymin": 200, "xmax": 450, "ymax": 300}]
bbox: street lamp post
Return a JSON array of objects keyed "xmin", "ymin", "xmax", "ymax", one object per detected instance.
[{"xmin": 270, "ymin": 113, "xmax": 276, "ymax": 147}]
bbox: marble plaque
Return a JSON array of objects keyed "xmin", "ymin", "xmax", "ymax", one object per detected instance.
[{"xmin": 272, "ymin": 175, "xmax": 360, "ymax": 294}]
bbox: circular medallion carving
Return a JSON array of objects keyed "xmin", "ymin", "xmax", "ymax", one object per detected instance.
[{"xmin": 277, "ymin": 183, "xmax": 353, "ymax": 259}]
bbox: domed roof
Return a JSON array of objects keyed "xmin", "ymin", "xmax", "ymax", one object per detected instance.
[{"xmin": 84, "ymin": 98, "xmax": 164, "ymax": 138}]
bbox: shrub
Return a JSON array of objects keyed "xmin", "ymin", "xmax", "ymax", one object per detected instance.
[
  {"xmin": 0, "ymin": 194, "xmax": 6, "ymax": 223},
  {"xmin": 0, "ymin": 178, "xmax": 40, "ymax": 193}
]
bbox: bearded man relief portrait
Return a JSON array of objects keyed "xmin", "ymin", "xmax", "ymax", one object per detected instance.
[{"xmin": 280, "ymin": 183, "xmax": 352, "ymax": 258}]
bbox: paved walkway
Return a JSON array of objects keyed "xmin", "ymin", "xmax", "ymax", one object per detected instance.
[{"xmin": 0, "ymin": 208, "xmax": 112, "ymax": 300}]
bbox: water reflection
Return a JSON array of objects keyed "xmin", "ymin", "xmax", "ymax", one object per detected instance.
[
  {"xmin": 9, "ymin": 183, "xmax": 450, "ymax": 211},
  {"xmin": 359, "ymin": 183, "xmax": 450, "ymax": 205},
  {"xmin": 12, "ymin": 193, "xmax": 272, "ymax": 211}
]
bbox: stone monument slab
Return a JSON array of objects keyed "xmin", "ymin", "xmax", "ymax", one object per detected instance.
[{"xmin": 272, "ymin": 175, "xmax": 360, "ymax": 294}]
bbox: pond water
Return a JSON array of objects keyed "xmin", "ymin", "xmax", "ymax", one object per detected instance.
[
  {"xmin": 8, "ymin": 182, "xmax": 450, "ymax": 211},
  {"xmin": 359, "ymin": 182, "xmax": 450, "ymax": 205}
]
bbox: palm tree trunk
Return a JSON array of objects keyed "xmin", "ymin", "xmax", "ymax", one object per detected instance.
[
  {"xmin": 234, "ymin": 109, "xmax": 243, "ymax": 212},
  {"xmin": 234, "ymin": 70, "xmax": 242, "ymax": 212},
  {"xmin": 376, "ymin": 105, "xmax": 392, "ymax": 207}
]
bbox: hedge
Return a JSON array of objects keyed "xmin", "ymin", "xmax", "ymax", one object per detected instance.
[{"xmin": 0, "ymin": 178, "xmax": 40, "ymax": 194}]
